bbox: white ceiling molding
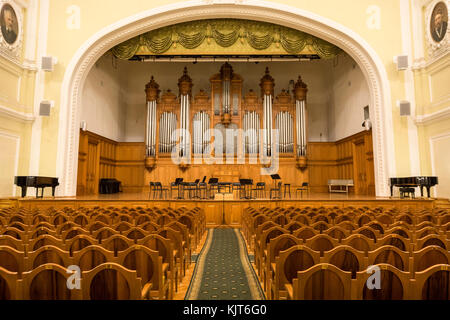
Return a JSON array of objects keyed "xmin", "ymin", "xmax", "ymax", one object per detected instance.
[
  {"xmin": 415, "ymin": 106, "xmax": 450, "ymax": 125},
  {"xmin": 0, "ymin": 104, "xmax": 35, "ymax": 122}
]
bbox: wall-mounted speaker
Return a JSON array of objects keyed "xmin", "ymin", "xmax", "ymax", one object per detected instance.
[
  {"xmin": 41, "ymin": 56, "xmax": 58, "ymax": 72},
  {"xmin": 39, "ymin": 100, "xmax": 54, "ymax": 116},
  {"xmin": 399, "ymin": 101, "xmax": 411, "ymax": 116},
  {"xmin": 394, "ymin": 55, "xmax": 409, "ymax": 70}
]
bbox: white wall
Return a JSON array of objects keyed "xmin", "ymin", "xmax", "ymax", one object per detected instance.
[
  {"xmin": 118, "ymin": 59, "xmax": 333, "ymax": 142},
  {"xmin": 81, "ymin": 53, "xmax": 126, "ymax": 141},
  {"xmin": 328, "ymin": 54, "xmax": 371, "ymax": 141}
]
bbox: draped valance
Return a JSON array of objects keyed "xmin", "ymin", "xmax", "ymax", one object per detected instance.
[{"xmin": 111, "ymin": 19, "xmax": 341, "ymax": 60}]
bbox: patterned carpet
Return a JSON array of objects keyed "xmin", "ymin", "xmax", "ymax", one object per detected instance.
[{"xmin": 185, "ymin": 228, "xmax": 265, "ymax": 300}]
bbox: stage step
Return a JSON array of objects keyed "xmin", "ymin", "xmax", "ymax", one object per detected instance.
[{"xmin": 434, "ymin": 198, "xmax": 450, "ymax": 209}]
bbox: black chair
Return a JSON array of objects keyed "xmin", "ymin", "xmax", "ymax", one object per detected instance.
[
  {"xmin": 283, "ymin": 183, "xmax": 291, "ymax": 199},
  {"xmin": 296, "ymin": 182, "xmax": 310, "ymax": 198},
  {"xmin": 198, "ymin": 176, "xmax": 208, "ymax": 199},
  {"xmin": 185, "ymin": 179, "xmax": 200, "ymax": 199},
  {"xmin": 252, "ymin": 182, "xmax": 266, "ymax": 199},
  {"xmin": 208, "ymin": 178, "xmax": 219, "ymax": 199},
  {"xmin": 239, "ymin": 179, "xmax": 253, "ymax": 199},
  {"xmin": 154, "ymin": 182, "xmax": 169, "ymax": 199},
  {"xmin": 170, "ymin": 178, "xmax": 183, "ymax": 199},
  {"xmin": 149, "ymin": 182, "xmax": 156, "ymax": 199},
  {"xmin": 399, "ymin": 187, "xmax": 415, "ymax": 199},
  {"xmin": 270, "ymin": 182, "xmax": 282, "ymax": 200}
]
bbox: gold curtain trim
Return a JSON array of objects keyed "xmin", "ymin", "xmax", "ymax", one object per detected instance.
[{"xmin": 111, "ymin": 19, "xmax": 341, "ymax": 59}]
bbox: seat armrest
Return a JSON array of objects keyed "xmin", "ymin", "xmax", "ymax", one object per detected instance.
[{"xmin": 141, "ymin": 282, "xmax": 153, "ymax": 299}]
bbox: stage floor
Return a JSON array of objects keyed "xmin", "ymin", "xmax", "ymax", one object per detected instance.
[{"xmin": 11, "ymin": 192, "xmax": 434, "ymax": 202}]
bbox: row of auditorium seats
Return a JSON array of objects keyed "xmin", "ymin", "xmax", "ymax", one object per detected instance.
[
  {"xmin": 0, "ymin": 205, "xmax": 206, "ymax": 300},
  {"xmin": 243, "ymin": 206, "xmax": 450, "ymax": 300}
]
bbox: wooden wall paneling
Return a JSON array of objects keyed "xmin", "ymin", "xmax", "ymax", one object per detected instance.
[{"xmin": 116, "ymin": 143, "xmax": 146, "ymax": 193}]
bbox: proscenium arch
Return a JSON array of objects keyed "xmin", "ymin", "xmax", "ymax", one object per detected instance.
[{"xmin": 56, "ymin": 0, "xmax": 395, "ymax": 197}]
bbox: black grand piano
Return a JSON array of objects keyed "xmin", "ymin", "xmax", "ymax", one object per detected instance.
[
  {"xmin": 14, "ymin": 176, "xmax": 59, "ymax": 198},
  {"xmin": 390, "ymin": 176, "xmax": 438, "ymax": 198}
]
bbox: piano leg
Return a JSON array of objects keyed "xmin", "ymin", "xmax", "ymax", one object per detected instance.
[
  {"xmin": 390, "ymin": 186, "xmax": 393, "ymax": 197},
  {"xmin": 427, "ymin": 186, "xmax": 431, "ymax": 198},
  {"xmin": 35, "ymin": 187, "xmax": 39, "ymax": 198},
  {"xmin": 420, "ymin": 186, "xmax": 424, "ymax": 198},
  {"xmin": 52, "ymin": 186, "xmax": 56, "ymax": 197},
  {"xmin": 21, "ymin": 186, "xmax": 27, "ymax": 198}
]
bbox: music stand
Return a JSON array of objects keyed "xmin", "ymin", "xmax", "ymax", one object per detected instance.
[
  {"xmin": 270, "ymin": 174, "xmax": 281, "ymax": 190},
  {"xmin": 175, "ymin": 178, "xmax": 184, "ymax": 199}
]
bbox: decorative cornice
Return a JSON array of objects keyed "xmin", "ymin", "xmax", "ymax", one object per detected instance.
[
  {"xmin": 415, "ymin": 106, "xmax": 450, "ymax": 125},
  {"xmin": 0, "ymin": 104, "xmax": 35, "ymax": 122},
  {"xmin": 413, "ymin": 48, "xmax": 450, "ymax": 70},
  {"xmin": 57, "ymin": 1, "xmax": 393, "ymax": 197}
]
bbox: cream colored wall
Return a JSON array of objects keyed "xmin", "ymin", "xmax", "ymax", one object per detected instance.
[
  {"xmin": 429, "ymin": 132, "xmax": 450, "ymax": 198},
  {"xmin": 328, "ymin": 53, "xmax": 371, "ymax": 141},
  {"xmin": 0, "ymin": 0, "xmax": 41, "ymax": 197},
  {"xmin": 81, "ymin": 53, "xmax": 126, "ymax": 141}
]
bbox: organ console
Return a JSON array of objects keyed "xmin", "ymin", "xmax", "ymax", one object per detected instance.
[
  {"xmin": 14, "ymin": 176, "xmax": 59, "ymax": 198},
  {"xmin": 390, "ymin": 176, "xmax": 438, "ymax": 198}
]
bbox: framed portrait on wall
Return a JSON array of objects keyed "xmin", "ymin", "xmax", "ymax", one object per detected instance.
[
  {"xmin": 0, "ymin": 0, "xmax": 22, "ymax": 60},
  {"xmin": 430, "ymin": 1, "xmax": 448, "ymax": 43},
  {"xmin": 0, "ymin": 2, "xmax": 18, "ymax": 45}
]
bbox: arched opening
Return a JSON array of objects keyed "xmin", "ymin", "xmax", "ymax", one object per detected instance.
[{"xmin": 56, "ymin": 1, "xmax": 394, "ymax": 197}]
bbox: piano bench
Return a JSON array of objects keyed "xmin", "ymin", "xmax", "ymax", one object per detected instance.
[{"xmin": 399, "ymin": 187, "xmax": 415, "ymax": 199}]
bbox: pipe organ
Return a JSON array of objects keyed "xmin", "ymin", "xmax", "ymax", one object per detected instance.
[{"xmin": 143, "ymin": 63, "xmax": 309, "ymax": 172}]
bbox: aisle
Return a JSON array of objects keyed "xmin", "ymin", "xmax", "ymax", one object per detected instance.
[{"xmin": 185, "ymin": 228, "xmax": 265, "ymax": 300}]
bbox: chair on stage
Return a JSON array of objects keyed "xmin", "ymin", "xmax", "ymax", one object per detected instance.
[
  {"xmin": 252, "ymin": 182, "xmax": 266, "ymax": 199},
  {"xmin": 198, "ymin": 176, "xmax": 208, "ymax": 199},
  {"xmin": 240, "ymin": 179, "xmax": 254, "ymax": 199},
  {"xmin": 208, "ymin": 178, "xmax": 219, "ymax": 199},
  {"xmin": 270, "ymin": 182, "xmax": 282, "ymax": 200},
  {"xmin": 184, "ymin": 179, "xmax": 200, "ymax": 199},
  {"xmin": 154, "ymin": 182, "xmax": 169, "ymax": 199},
  {"xmin": 296, "ymin": 183, "xmax": 310, "ymax": 198},
  {"xmin": 170, "ymin": 178, "xmax": 183, "ymax": 199},
  {"xmin": 149, "ymin": 182, "xmax": 157, "ymax": 199}
]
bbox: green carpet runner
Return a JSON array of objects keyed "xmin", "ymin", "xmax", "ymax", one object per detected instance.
[{"xmin": 185, "ymin": 229, "xmax": 265, "ymax": 300}]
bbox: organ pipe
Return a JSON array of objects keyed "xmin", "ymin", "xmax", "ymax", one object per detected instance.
[
  {"xmin": 193, "ymin": 111, "xmax": 211, "ymax": 154},
  {"xmin": 294, "ymin": 76, "xmax": 308, "ymax": 157},
  {"xmin": 145, "ymin": 76, "xmax": 160, "ymax": 157},
  {"xmin": 178, "ymin": 67, "xmax": 193, "ymax": 158}
]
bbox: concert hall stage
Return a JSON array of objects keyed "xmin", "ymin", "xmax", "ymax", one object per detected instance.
[{"xmin": 2, "ymin": 193, "xmax": 444, "ymax": 227}]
